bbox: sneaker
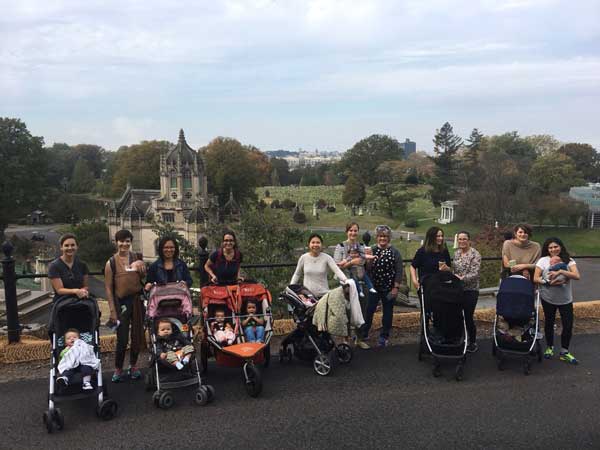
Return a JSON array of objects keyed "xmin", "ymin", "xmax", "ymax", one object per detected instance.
[
  {"xmin": 467, "ymin": 342, "xmax": 479, "ymax": 353},
  {"xmin": 56, "ymin": 376, "xmax": 68, "ymax": 387},
  {"xmin": 378, "ymin": 336, "xmax": 389, "ymax": 348},
  {"xmin": 559, "ymin": 351, "xmax": 579, "ymax": 365},
  {"xmin": 369, "ymin": 288, "xmax": 377, "ymax": 294},
  {"xmin": 82, "ymin": 381, "xmax": 93, "ymax": 390},
  {"xmin": 357, "ymin": 340, "xmax": 371, "ymax": 350},
  {"xmin": 129, "ymin": 367, "xmax": 142, "ymax": 380},
  {"xmin": 175, "ymin": 361, "xmax": 184, "ymax": 370},
  {"xmin": 544, "ymin": 346, "xmax": 554, "ymax": 359},
  {"xmin": 111, "ymin": 369, "xmax": 123, "ymax": 383},
  {"xmin": 359, "ymin": 291, "xmax": 365, "ymax": 298}
]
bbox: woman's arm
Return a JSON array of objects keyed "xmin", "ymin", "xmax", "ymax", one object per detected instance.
[
  {"xmin": 550, "ymin": 262, "xmax": 580, "ymax": 282},
  {"xmin": 103, "ymin": 260, "xmax": 119, "ymax": 320},
  {"xmin": 290, "ymin": 255, "xmax": 305, "ymax": 285},
  {"xmin": 204, "ymin": 259, "xmax": 217, "ymax": 283},
  {"xmin": 50, "ymin": 278, "xmax": 88, "ymax": 298},
  {"xmin": 533, "ymin": 266, "xmax": 544, "ymax": 284},
  {"xmin": 327, "ymin": 255, "xmax": 348, "ymax": 282},
  {"xmin": 410, "ymin": 266, "xmax": 419, "ymax": 290}
]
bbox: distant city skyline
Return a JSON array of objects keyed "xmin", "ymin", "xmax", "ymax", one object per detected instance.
[{"xmin": 1, "ymin": 0, "xmax": 599, "ymax": 153}]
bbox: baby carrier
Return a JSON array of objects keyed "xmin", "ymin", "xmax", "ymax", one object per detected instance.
[
  {"xmin": 145, "ymin": 282, "xmax": 214, "ymax": 409},
  {"xmin": 278, "ymin": 284, "xmax": 353, "ymax": 377},
  {"xmin": 45, "ymin": 296, "xmax": 117, "ymax": 433},
  {"xmin": 493, "ymin": 275, "xmax": 542, "ymax": 375},
  {"xmin": 200, "ymin": 281, "xmax": 273, "ymax": 398},
  {"xmin": 418, "ymin": 272, "xmax": 468, "ymax": 381}
]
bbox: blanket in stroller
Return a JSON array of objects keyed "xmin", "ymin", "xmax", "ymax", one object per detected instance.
[{"xmin": 312, "ymin": 286, "xmax": 348, "ymax": 337}]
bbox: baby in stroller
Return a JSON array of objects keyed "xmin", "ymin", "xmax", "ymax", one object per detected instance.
[
  {"xmin": 156, "ymin": 319, "xmax": 195, "ymax": 370},
  {"xmin": 56, "ymin": 328, "xmax": 100, "ymax": 390},
  {"xmin": 211, "ymin": 308, "xmax": 236, "ymax": 346}
]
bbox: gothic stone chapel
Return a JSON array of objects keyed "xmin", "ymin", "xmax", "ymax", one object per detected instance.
[{"xmin": 107, "ymin": 129, "xmax": 222, "ymax": 259}]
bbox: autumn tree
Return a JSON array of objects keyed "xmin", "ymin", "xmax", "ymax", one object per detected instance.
[{"xmin": 340, "ymin": 134, "xmax": 404, "ymax": 185}]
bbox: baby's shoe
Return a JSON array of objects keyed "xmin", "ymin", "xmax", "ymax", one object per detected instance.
[
  {"xmin": 369, "ymin": 288, "xmax": 377, "ymax": 294},
  {"xmin": 175, "ymin": 361, "xmax": 184, "ymax": 370},
  {"xmin": 82, "ymin": 381, "xmax": 93, "ymax": 390},
  {"xmin": 56, "ymin": 376, "xmax": 68, "ymax": 387}
]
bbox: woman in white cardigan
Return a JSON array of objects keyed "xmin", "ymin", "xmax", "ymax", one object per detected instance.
[{"xmin": 291, "ymin": 233, "xmax": 365, "ymax": 332}]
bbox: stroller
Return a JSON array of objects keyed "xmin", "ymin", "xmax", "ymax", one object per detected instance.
[
  {"xmin": 492, "ymin": 275, "xmax": 542, "ymax": 375},
  {"xmin": 200, "ymin": 282, "xmax": 273, "ymax": 398},
  {"xmin": 145, "ymin": 282, "xmax": 214, "ymax": 409},
  {"xmin": 278, "ymin": 285, "xmax": 353, "ymax": 377},
  {"xmin": 45, "ymin": 296, "xmax": 117, "ymax": 433},
  {"xmin": 417, "ymin": 272, "xmax": 468, "ymax": 381}
]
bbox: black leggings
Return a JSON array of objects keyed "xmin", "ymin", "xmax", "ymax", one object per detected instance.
[
  {"xmin": 115, "ymin": 302, "xmax": 139, "ymax": 369},
  {"xmin": 541, "ymin": 299, "xmax": 574, "ymax": 350},
  {"xmin": 462, "ymin": 290, "xmax": 479, "ymax": 343}
]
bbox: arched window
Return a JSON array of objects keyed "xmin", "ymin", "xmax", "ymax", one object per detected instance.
[
  {"xmin": 170, "ymin": 170, "xmax": 177, "ymax": 189},
  {"xmin": 183, "ymin": 170, "xmax": 192, "ymax": 189}
]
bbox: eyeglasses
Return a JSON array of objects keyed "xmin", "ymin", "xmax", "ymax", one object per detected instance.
[
  {"xmin": 375, "ymin": 225, "xmax": 391, "ymax": 236},
  {"xmin": 223, "ymin": 239, "xmax": 234, "ymax": 242}
]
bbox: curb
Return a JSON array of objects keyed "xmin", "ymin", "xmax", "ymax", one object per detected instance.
[{"xmin": 2, "ymin": 301, "xmax": 600, "ymax": 364}]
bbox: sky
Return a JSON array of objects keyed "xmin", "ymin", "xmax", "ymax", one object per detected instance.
[{"xmin": 1, "ymin": 0, "xmax": 599, "ymax": 153}]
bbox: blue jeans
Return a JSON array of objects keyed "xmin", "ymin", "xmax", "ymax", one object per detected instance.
[
  {"xmin": 362, "ymin": 291, "xmax": 394, "ymax": 339},
  {"xmin": 245, "ymin": 326, "xmax": 265, "ymax": 343},
  {"xmin": 352, "ymin": 273, "xmax": 375, "ymax": 296}
]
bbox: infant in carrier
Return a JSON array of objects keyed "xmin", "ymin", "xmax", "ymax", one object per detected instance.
[
  {"xmin": 347, "ymin": 244, "xmax": 377, "ymax": 298},
  {"xmin": 497, "ymin": 316, "xmax": 535, "ymax": 343},
  {"xmin": 211, "ymin": 308, "xmax": 236, "ymax": 346},
  {"xmin": 242, "ymin": 300, "xmax": 265, "ymax": 343},
  {"xmin": 56, "ymin": 328, "xmax": 100, "ymax": 390},
  {"xmin": 544, "ymin": 256, "xmax": 569, "ymax": 284},
  {"xmin": 156, "ymin": 319, "xmax": 195, "ymax": 370}
]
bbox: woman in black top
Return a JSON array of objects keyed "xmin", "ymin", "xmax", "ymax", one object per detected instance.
[
  {"xmin": 48, "ymin": 233, "xmax": 90, "ymax": 300},
  {"xmin": 410, "ymin": 226, "xmax": 452, "ymax": 291},
  {"xmin": 204, "ymin": 231, "xmax": 243, "ymax": 285}
]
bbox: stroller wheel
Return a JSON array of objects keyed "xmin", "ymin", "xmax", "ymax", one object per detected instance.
[
  {"xmin": 523, "ymin": 360, "xmax": 531, "ymax": 376},
  {"xmin": 194, "ymin": 388, "xmax": 209, "ymax": 406},
  {"xmin": 244, "ymin": 364, "xmax": 263, "ymax": 398},
  {"xmin": 279, "ymin": 346, "xmax": 293, "ymax": 364},
  {"xmin": 43, "ymin": 411, "xmax": 55, "ymax": 434},
  {"xmin": 152, "ymin": 391, "xmax": 161, "ymax": 406},
  {"xmin": 144, "ymin": 370, "xmax": 155, "ymax": 392},
  {"xmin": 536, "ymin": 342, "xmax": 543, "ymax": 363},
  {"xmin": 158, "ymin": 391, "xmax": 174, "ymax": 410},
  {"xmin": 313, "ymin": 353, "xmax": 332, "ymax": 376},
  {"xmin": 205, "ymin": 384, "xmax": 216, "ymax": 402},
  {"xmin": 455, "ymin": 365, "xmax": 464, "ymax": 382},
  {"xmin": 336, "ymin": 343, "xmax": 353, "ymax": 364},
  {"xmin": 492, "ymin": 343, "xmax": 497, "ymax": 356},
  {"xmin": 263, "ymin": 345, "xmax": 271, "ymax": 368},
  {"xmin": 96, "ymin": 399, "xmax": 118, "ymax": 420},
  {"xmin": 432, "ymin": 362, "xmax": 442, "ymax": 378},
  {"xmin": 53, "ymin": 408, "xmax": 64, "ymax": 430}
]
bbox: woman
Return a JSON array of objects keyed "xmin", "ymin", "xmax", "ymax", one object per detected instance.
[
  {"xmin": 502, "ymin": 224, "xmax": 541, "ymax": 280},
  {"xmin": 410, "ymin": 226, "xmax": 452, "ymax": 291},
  {"xmin": 104, "ymin": 229, "xmax": 146, "ymax": 382},
  {"xmin": 533, "ymin": 237, "xmax": 580, "ymax": 364},
  {"xmin": 204, "ymin": 231, "xmax": 243, "ymax": 285},
  {"xmin": 360, "ymin": 225, "xmax": 406, "ymax": 348},
  {"xmin": 333, "ymin": 222, "xmax": 376, "ymax": 298},
  {"xmin": 145, "ymin": 237, "xmax": 193, "ymax": 289},
  {"xmin": 48, "ymin": 233, "xmax": 90, "ymax": 300},
  {"xmin": 452, "ymin": 231, "xmax": 482, "ymax": 353},
  {"xmin": 291, "ymin": 233, "xmax": 365, "ymax": 338}
]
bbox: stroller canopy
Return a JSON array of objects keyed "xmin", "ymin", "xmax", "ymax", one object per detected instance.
[
  {"xmin": 48, "ymin": 296, "xmax": 99, "ymax": 338},
  {"xmin": 147, "ymin": 282, "xmax": 193, "ymax": 320},
  {"xmin": 496, "ymin": 276, "xmax": 535, "ymax": 319}
]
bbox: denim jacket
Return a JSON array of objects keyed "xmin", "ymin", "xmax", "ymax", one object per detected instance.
[{"xmin": 147, "ymin": 258, "xmax": 193, "ymax": 287}]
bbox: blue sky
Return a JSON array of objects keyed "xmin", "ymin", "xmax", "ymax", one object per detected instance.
[{"xmin": 1, "ymin": 0, "xmax": 599, "ymax": 153}]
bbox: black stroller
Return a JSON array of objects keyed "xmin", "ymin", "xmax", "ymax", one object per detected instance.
[
  {"xmin": 493, "ymin": 275, "xmax": 542, "ymax": 375},
  {"xmin": 145, "ymin": 282, "xmax": 214, "ymax": 409},
  {"xmin": 278, "ymin": 285, "xmax": 353, "ymax": 376},
  {"xmin": 418, "ymin": 272, "xmax": 468, "ymax": 381},
  {"xmin": 45, "ymin": 296, "xmax": 117, "ymax": 433}
]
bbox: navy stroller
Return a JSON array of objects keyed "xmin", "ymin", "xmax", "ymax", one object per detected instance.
[
  {"xmin": 418, "ymin": 272, "xmax": 468, "ymax": 381},
  {"xmin": 492, "ymin": 275, "xmax": 542, "ymax": 375},
  {"xmin": 45, "ymin": 296, "xmax": 117, "ymax": 433}
]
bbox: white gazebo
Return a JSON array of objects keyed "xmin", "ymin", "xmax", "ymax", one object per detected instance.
[{"xmin": 439, "ymin": 200, "xmax": 459, "ymax": 224}]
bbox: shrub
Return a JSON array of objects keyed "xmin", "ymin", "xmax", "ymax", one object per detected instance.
[
  {"xmin": 316, "ymin": 198, "xmax": 327, "ymax": 209},
  {"xmin": 326, "ymin": 206, "xmax": 336, "ymax": 213},
  {"xmin": 281, "ymin": 198, "xmax": 295, "ymax": 210},
  {"xmin": 404, "ymin": 218, "xmax": 419, "ymax": 228},
  {"xmin": 293, "ymin": 211, "xmax": 307, "ymax": 224},
  {"xmin": 270, "ymin": 199, "xmax": 281, "ymax": 209}
]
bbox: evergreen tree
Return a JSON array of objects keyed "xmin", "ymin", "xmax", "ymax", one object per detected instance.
[
  {"xmin": 270, "ymin": 167, "xmax": 280, "ymax": 186},
  {"xmin": 431, "ymin": 122, "xmax": 463, "ymax": 205},
  {"xmin": 342, "ymin": 175, "xmax": 366, "ymax": 206},
  {"xmin": 69, "ymin": 158, "xmax": 96, "ymax": 193}
]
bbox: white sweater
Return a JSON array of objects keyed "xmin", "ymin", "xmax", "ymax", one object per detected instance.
[{"xmin": 291, "ymin": 252, "xmax": 348, "ymax": 297}]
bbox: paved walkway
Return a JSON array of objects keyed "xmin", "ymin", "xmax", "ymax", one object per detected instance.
[{"xmin": 1, "ymin": 335, "xmax": 598, "ymax": 449}]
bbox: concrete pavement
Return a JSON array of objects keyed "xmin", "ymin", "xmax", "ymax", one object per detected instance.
[{"xmin": 1, "ymin": 334, "xmax": 598, "ymax": 449}]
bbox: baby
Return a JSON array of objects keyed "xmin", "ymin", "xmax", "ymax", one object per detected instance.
[
  {"xmin": 56, "ymin": 328, "xmax": 100, "ymax": 390},
  {"xmin": 347, "ymin": 244, "xmax": 377, "ymax": 298},
  {"xmin": 211, "ymin": 309, "xmax": 236, "ymax": 346},
  {"xmin": 156, "ymin": 319, "xmax": 195, "ymax": 370},
  {"xmin": 546, "ymin": 256, "xmax": 569, "ymax": 284},
  {"xmin": 242, "ymin": 300, "xmax": 265, "ymax": 343}
]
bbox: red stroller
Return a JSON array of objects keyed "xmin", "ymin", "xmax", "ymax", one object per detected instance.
[{"xmin": 200, "ymin": 282, "xmax": 273, "ymax": 397}]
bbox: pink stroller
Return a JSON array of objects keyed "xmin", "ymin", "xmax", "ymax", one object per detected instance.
[{"xmin": 145, "ymin": 282, "xmax": 215, "ymax": 409}]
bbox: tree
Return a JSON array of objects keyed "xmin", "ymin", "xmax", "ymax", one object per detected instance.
[
  {"xmin": 269, "ymin": 158, "xmax": 291, "ymax": 185},
  {"xmin": 69, "ymin": 159, "xmax": 96, "ymax": 193},
  {"xmin": 246, "ymin": 146, "xmax": 272, "ymax": 186},
  {"xmin": 0, "ymin": 118, "xmax": 46, "ymax": 239},
  {"xmin": 71, "ymin": 144, "xmax": 106, "ymax": 178},
  {"xmin": 374, "ymin": 183, "xmax": 410, "ymax": 218},
  {"xmin": 525, "ymin": 134, "xmax": 561, "ymax": 157},
  {"xmin": 340, "ymin": 134, "xmax": 403, "ymax": 185},
  {"xmin": 270, "ymin": 168, "xmax": 280, "ymax": 186},
  {"xmin": 462, "ymin": 128, "xmax": 484, "ymax": 185},
  {"xmin": 110, "ymin": 140, "xmax": 170, "ymax": 196},
  {"xmin": 558, "ymin": 143, "xmax": 599, "ymax": 182},
  {"xmin": 528, "ymin": 153, "xmax": 584, "ymax": 195},
  {"xmin": 202, "ymin": 137, "xmax": 262, "ymax": 205},
  {"xmin": 342, "ymin": 175, "xmax": 366, "ymax": 206},
  {"xmin": 430, "ymin": 122, "xmax": 463, "ymax": 205}
]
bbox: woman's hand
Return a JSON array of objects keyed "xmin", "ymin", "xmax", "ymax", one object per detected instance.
[
  {"xmin": 131, "ymin": 260, "xmax": 146, "ymax": 274},
  {"xmin": 439, "ymin": 263, "xmax": 451, "ymax": 272},
  {"xmin": 210, "ymin": 274, "xmax": 218, "ymax": 284},
  {"xmin": 75, "ymin": 288, "xmax": 89, "ymax": 299},
  {"xmin": 511, "ymin": 264, "xmax": 527, "ymax": 273},
  {"xmin": 455, "ymin": 274, "xmax": 465, "ymax": 280},
  {"xmin": 413, "ymin": 280, "xmax": 420, "ymax": 291},
  {"xmin": 144, "ymin": 282, "xmax": 152, "ymax": 291},
  {"xmin": 160, "ymin": 353, "xmax": 167, "ymax": 359}
]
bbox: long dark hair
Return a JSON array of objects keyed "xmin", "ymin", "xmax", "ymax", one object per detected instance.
[
  {"xmin": 157, "ymin": 236, "xmax": 180, "ymax": 260},
  {"xmin": 541, "ymin": 237, "xmax": 571, "ymax": 264},
  {"xmin": 424, "ymin": 226, "xmax": 446, "ymax": 253},
  {"xmin": 222, "ymin": 230, "xmax": 238, "ymax": 250}
]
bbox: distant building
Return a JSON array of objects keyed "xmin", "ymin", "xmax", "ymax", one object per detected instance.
[
  {"xmin": 399, "ymin": 139, "xmax": 416, "ymax": 159},
  {"xmin": 107, "ymin": 129, "xmax": 227, "ymax": 259},
  {"xmin": 569, "ymin": 183, "xmax": 600, "ymax": 228}
]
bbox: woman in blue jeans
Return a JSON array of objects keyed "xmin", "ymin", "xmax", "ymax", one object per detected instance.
[{"xmin": 360, "ymin": 225, "xmax": 406, "ymax": 348}]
